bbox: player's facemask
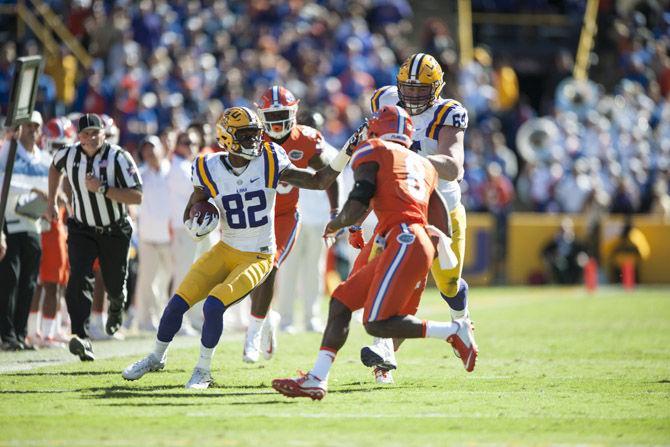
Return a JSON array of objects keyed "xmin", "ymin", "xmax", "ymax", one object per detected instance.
[
  {"xmin": 234, "ymin": 126, "xmax": 264, "ymax": 159},
  {"xmin": 397, "ymin": 82, "xmax": 435, "ymax": 116}
]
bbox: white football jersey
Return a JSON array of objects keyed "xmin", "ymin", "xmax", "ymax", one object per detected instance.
[
  {"xmin": 370, "ymin": 85, "xmax": 468, "ymax": 210},
  {"xmin": 191, "ymin": 142, "xmax": 293, "ymax": 253}
]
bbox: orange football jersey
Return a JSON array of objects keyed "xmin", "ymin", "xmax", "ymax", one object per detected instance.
[
  {"xmin": 351, "ymin": 138, "xmax": 438, "ymax": 234},
  {"xmin": 267, "ymin": 124, "xmax": 324, "ymax": 215}
]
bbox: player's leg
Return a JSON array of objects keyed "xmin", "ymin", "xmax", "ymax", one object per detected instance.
[
  {"xmin": 272, "ymin": 256, "xmax": 375, "ymax": 400},
  {"xmin": 39, "ymin": 282, "xmax": 63, "ymax": 347},
  {"xmin": 122, "ymin": 242, "xmax": 235, "ymax": 380},
  {"xmin": 27, "ymin": 283, "xmax": 43, "ymax": 345},
  {"xmin": 244, "ymin": 266, "xmax": 277, "ymax": 362},
  {"xmin": 188, "ymin": 251, "xmax": 273, "ymax": 388},
  {"xmin": 244, "ymin": 211, "xmax": 300, "ymax": 362},
  {"xmin": 88, "ymin": 264, "xmax": 108, "ymax": 339},
  {"xmin": 362, "ymin": 225, "xmax": 477, "ymax": 372},
  {"xmin": 432, "ymin": 204, "xmax": 469, "ymax": 319}
]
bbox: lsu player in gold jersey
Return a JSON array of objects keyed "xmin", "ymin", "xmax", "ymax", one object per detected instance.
[
  {"xmin": 122, "ymin": 106, "xmax": 361, "ymax": 389},
  {"xmin": 358, "ymin": 53, "xmax": 476, "ymax": 383}
]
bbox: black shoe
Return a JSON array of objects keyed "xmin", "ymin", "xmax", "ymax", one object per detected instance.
[
  {"xmin": 1, "ymin": 340, "xmax": 22, "ymax": 351},
  {"xmin": 68, "ymin": 336, "xmax": 95, "ymax": 361},
  {"xmin": 17, "ymin": 338, "xmax": 37, "ymax": 351},
  {"xmin": 106, "ymin": 302, "xmax": 124, "ymax": 336}
]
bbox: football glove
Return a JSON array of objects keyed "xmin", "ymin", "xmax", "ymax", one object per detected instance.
[
  {"xmin": 348, "ymin": 225, "xmax": 365, "ymax": 249},
  {"xmin": 343, "ymin": 120, "xmax": 369, "ymax": 156},
  {"xmin": 185, "ymin": 213, "xmax": 219, "ymax": 241}
]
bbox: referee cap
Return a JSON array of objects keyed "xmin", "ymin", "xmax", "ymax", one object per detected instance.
[{"xmin": 78, "ymin": 113, "xmax": 104, "ymax": 132}]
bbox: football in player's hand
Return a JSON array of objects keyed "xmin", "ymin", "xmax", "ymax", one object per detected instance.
[{"xmin": 189, "ymin": 201, "xmax": 219, "ymax": 225}]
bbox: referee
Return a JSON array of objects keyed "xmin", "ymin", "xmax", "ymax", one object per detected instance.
[{"xmin": 46, "ymin": 113, "xmax": 142, "ymax": 361}]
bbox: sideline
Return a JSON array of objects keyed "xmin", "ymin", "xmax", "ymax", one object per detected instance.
[{"xmin": 0, "ymin": 334, "xmax": 206, "ymax": 374}]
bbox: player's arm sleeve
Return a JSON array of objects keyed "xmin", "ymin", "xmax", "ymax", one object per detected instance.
[
  {"xmin": 190, "ymin": 154, "xmax": 217, "ymax": 197},
  {"xmin": 115, "ymin": 150, "xmax": 143, "ymax": 190},
  {"xmin": 426, "ymin": 101, "xmax": 469, "ymax": 140}
]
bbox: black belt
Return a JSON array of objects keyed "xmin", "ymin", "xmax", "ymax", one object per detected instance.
[{"xmin": 68, "ymin": 217, "xmax": 129, "ymax": 234}]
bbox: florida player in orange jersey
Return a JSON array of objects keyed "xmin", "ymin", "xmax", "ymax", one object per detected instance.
[
  {"xmin": 272, "ymin": 105, "xmax": 477, "ymax": 400},
  {"xmin": 242, "ymin": 86, "xmax": 340, "ymax": 363}
]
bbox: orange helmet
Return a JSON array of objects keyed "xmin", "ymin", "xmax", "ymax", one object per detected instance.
[
  {"xmin": 101, "ymin": 114, "xmax": 120, "ymax": 144},
  {"xmin": 43, "ymin": 117, "xmax": 76, "ymax": 152},
  {"xmin": 255, "ymin": 85, "xmax": 300, "ymax": 139},
  {"xmin": 367, "ymin": 105, "xmax": 414, "ymax": 147}
]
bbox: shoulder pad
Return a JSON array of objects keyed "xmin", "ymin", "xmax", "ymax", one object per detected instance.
[
  {"xmin": 426, "ymin": 100, "xmax": 469, "ymax": 139},
  {"xmin": 370, "ymin": 85, "xmax": 399, "ymax": 113}
]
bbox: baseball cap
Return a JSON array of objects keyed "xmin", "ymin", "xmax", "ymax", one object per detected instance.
[
  {"xmin": 29, "ymin": 110, "xmax": 43, "ymax": 126},
  {"xmin": 78, "ymin": 113, "xmax": 103, "ymax": 132}
]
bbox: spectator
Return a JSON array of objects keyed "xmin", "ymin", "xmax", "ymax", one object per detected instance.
[
  {"xmin": 602, "ymin": 216, "xmax": 651, "ymax": 283},
  {"xmin": 542, "ymin": 218, "xmax": 588, "ymax": 284},
  {"xmin": 132, "ymin": 136, "xmax": 172, "ymax": 332},
  {"xmin": 0, "ymin": 112, "xmax": 50, "ymax": 351}
]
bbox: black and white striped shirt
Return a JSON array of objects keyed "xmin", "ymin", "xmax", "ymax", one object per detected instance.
[{"xmin": 52, "ymin": 142, "xmax": 142, "ymax": 227}]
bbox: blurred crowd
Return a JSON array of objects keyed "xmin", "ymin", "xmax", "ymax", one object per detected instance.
[
  {"xmin": 1, "ymin": 1, "xmax": 668, "ymax": 220},
  {"xmin": 0, "ymin": 0, "xmax": 668, "ymax": 305}
]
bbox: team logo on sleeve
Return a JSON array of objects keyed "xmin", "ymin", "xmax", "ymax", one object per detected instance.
[
  {"xmin": 397, "ymin": 233, "xmax": 416, "ymax": 244},
  {"xmin": 288, "ymin": 150, "xmax": 303, "ymax": 161}
]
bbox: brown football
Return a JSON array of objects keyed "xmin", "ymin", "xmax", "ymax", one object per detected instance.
[
  {"xmin": 189, "ymin": 201, "xmax": 219, "ymax": 225},
  {"xmin": 427, "ymin": 191, "xmax": 452, "ymax": 236}
]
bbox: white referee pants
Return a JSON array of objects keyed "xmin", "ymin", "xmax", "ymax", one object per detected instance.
[
  {"xmin": 135, "ymin": 241, "xmax": 173, "ymax": 330},
  {"xmin": 277, "ymin": 223, "xmax": 326, "ymax": 329}
]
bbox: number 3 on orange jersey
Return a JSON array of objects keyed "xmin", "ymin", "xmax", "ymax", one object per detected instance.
[{"xmin": 404, "ymin": 156, "xmax": 428, "ymax": 202}]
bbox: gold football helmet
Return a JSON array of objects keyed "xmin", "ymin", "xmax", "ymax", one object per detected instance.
[
  {"xmin": 396, "ymin": 53, "xmax": 445, "ymax": 115},
  {"xmin": 216, "ymin": 106, "xmax": 264, "ymax": 159}
]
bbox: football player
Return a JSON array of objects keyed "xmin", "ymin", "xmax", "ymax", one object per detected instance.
[
  {"xmin": 122, "ymin": 106, "xmax": 361, "ymax": 389},
  {"xmin": 272, "ymin": 105, "xmax": 477, "ymax": 400},
  {"xmin": 242, "ymin": 86, "xmax": 340, "ymax": 363},
  {"xmin": 356, "ymin": 53, "xmax": 475, "ymax": 382},
  {"xmin": 27, "ymin": 117, "xmax": 76, "ymax": 347}
]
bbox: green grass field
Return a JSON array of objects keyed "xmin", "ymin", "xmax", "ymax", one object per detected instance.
[{"xmin": 1, "ymin": 287, "xmax": 669, "ymax": 446}]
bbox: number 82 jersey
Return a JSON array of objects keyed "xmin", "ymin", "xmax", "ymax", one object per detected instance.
[{"xmin": 191, "ymin": 141, "xmax": 293, "ymax": 254}]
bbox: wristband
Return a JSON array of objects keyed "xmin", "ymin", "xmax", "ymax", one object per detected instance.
[{"xmin": 329, "ymin": 149, "xmax": 351, "ymax": 172}]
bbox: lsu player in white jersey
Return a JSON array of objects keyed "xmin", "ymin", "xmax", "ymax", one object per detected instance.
[
  {"xmin": 122, "ymin": 106, "xmax": 359, "ymax": 389},
  {"xmin": 358, "ymin": 53, "xmax": 475, "ymax": 383}
]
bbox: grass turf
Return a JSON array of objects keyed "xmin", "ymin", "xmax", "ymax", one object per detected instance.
[{"xmin": 0, "ymin": 286, "xmax": 669, "ymax": 446}]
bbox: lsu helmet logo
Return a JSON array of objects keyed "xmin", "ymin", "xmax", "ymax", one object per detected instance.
[{"xmin": 216, "ymin": 107, "xmax": 264, "ymax": 159}]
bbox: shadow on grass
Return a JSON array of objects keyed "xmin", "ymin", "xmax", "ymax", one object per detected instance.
[
  {"xmin": 82, "ymin": 385, "xmax": 278, "ymax": 400},
  {"xmin": 1, "ymin": 370, "xmax": 128, "ymax": 377}
]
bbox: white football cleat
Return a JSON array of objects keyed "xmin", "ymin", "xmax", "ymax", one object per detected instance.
[
  {"xmin": 242, "ymin": 327, "xmax": 261, "ymax": 363},
  {"xmin": 88, "ymin": 322, "xmax": 111, "ymax": 340},
  {"xmin": 185, "ymin": 367, "xmax": 213, "ymax": 389},
  {"xmin": 261, "ymin": 310, "xmax": 280, "ymax": 360},
  {"xmin": 272, "ymin": 371, "xmax": 327, "ymax": 400},
  {"xmin": 373, "ymin": 367, "xmax": 394, "ymax": 384},
  {"xmin": 447, "ymin": 318, "xmax": 478, "ymax": 372},
  {"xmin": 360, "ymin": 338, "xmax": 397, "ymax": 370},
  {"xmin": 122, "ymin": 353, "xmax": 165, "ymax": 380}
]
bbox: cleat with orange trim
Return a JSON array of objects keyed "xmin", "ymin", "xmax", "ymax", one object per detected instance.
[
  {"xmin": 447, "ymin": 318, "xmax": 478, "ymax": 372},
  {"xmin": 261, "ymin": 310, "xmax": 280, "ymax": 360},
  {"xmin": 272, "ymin": 371, "xmax": 327, "ymax": 400},
  {"xmin": 373, "ymin": 367, "xmax": 394, "ymax": 384}
]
